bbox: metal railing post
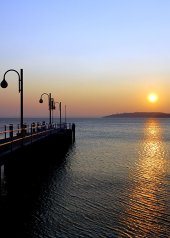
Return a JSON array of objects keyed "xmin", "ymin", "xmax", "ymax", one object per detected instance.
[
  {"xmin": 17, "ymin": 124, "xmax": 20, "ymax": 136},
  {"xmin": 4, "ymin": 125, "xmax": 6, "ymax": 140},
  {"xmin": 9, "ymin": 124, "xmax": 13, "ymax": 139},
  {"xmin": 9, "ymin": 124, "xmax": 13, "ymax": 151}
]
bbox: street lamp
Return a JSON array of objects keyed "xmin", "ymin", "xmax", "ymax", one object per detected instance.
[
  {"xmin": 53, "ymin": 101, "xmax": 62, "ymax": 127},
  {"xmin": 39, "ymin": 93, "xmax": 52, "ymax": 125},
  {"xmin": 1, "ymin": 69, "xmax": 24, "ymax": 135}
]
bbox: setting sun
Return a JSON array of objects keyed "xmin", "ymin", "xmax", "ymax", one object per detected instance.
[{"xmin": 148, "ymin": 93, "xmax": 158, "ymax": 103}]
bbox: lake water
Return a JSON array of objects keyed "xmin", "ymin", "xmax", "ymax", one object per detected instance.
[{"xmin": 0, "ymin": 117, "xmax": 170, "ymax": 238}]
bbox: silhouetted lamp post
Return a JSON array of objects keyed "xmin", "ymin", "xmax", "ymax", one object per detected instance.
[
  {"xmin": 65, "ymin": 105, "xmax": 67, "ymax": 123},
  {"xmin": 53, "ymin": 101, "xmax": 62, "ymax": 127},
  {"xmin": 1, "ymin": 69, "xmax": 24, "ymax": 135},
  {"xmin": 50, "ymin": 98, "xmax": 55, "ymax": 124},
  {"xmin": 39, "ymin": 93, "xmax": 52, "ymax": 125}
]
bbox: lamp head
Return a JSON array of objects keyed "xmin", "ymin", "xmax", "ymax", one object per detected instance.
[
  {"xmin": 39, "ymin": 98, "xmax": 43, "ymax": 103},
  {"xmin": 1, "ymin": 79, "xmax": 8, "ymax": 88}
]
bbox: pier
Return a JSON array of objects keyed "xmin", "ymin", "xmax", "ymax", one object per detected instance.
[{"xmin": 0, "ymin": 121, "xmax": 75, "ymax": 196}]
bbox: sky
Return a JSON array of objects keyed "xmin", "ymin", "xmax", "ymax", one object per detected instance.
[{"xmin": 0, "ymin": 0, "xmax": 170, "ymax": 117}]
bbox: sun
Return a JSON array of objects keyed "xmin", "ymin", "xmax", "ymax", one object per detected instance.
[{"xmin": 148, "ymin": 93, "xmax": 158, "ymax": 103}]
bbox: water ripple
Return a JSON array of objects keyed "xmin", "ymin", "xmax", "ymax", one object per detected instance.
[{"xmin": 26, "ymin": 118, "xmax": 170, "ymax": 238}]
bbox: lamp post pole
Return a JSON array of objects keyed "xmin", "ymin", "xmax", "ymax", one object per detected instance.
[
  {"xmin": 49, "ymin": 93, "xmax": 52, "ymax": 125},
  {"xmin": 65, "ymin": 105, "xmax": 67, "ymax": 123},
  {"xmin": 39, "ymin": 92, "xmax": 52, "ymax": 125},
  {"xmin": 53, "ymin": 101, "xmax": 61, "ymax": 127},
  {"xmin": 59, "ymin": 102, "xmax": 61, "ymax": 126},
  {"xmin": 51, "ymin": 97, "xmax": 55, "ymax": 124},
  {"xmin": 20, "ymin": 69, "xmax": 24, "ymax": 132},
  {"xmin": 1, "ymin": 68, "xmax": 24, "ymax": 135}
]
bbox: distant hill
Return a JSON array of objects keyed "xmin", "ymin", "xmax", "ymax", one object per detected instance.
[{"xmin": 104, "ymin": 112, "xmax": 170, "ymax": 118}]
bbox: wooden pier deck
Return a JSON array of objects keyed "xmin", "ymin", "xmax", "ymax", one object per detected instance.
[{"xmin": 0, "ymin": 122, "xmax": 75, "ymax": 159}]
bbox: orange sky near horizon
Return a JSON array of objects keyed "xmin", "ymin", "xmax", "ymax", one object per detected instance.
[{"xmin": 0, "ymin": 70, "xmax": 170, "ymax": 118}]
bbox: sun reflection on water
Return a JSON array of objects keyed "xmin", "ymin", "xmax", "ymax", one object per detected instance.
[{"xmin": 122, "ymin": 119, "xmax": 169, "ymax": 237}]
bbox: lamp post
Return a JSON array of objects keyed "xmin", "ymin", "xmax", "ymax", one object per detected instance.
[
  {"xmin": 50, "ymin": 98, "xmax": 55, "ymax": 124},
  {"xmin": 53, "ymin": 101, "xmax": 62, "ymax": 127},
  {"xmin": 1, "ymin": 69, "xmax": 24, "ymax": 135},
  {"xmin": 39, "ymin": 93, "xmax": 52, "ymax": 125},
  {"xmin": 65, "ymin": 105, "xmax": 67, "ymax": 123}
]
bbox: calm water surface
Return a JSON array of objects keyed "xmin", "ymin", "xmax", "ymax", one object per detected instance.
[{"xmin": 0, "ymin": 118, "xmax": 170, "ymax": 237}]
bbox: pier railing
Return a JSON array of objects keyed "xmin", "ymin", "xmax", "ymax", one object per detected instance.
[{"xmin": 0, "ymin": 122, "xmax": 72, "ymax": 156}]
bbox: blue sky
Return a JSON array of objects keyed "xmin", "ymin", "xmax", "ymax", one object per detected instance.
[
  {"xmin": 1, "ymin": 0, "xmax": 170, "ymax": 69},
  {"xmin": 0, "ymin": 0, "xmax": 170, "ymax": 116}
]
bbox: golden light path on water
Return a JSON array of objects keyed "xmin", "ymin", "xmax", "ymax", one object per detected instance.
[{"xmin": 122, "ymin": 119, "xmax": 169, "ymax": 237}]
